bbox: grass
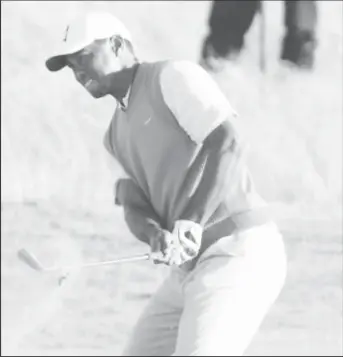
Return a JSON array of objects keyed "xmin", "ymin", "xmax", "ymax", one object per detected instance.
[{"xmin": 1, "ymin": 1, "xmax": 342, "ymax": 355}]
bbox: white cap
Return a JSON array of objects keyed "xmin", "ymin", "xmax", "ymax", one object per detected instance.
[{"xmin": 45, "ymin": 11, "xmax": 133, "ymax": 72}]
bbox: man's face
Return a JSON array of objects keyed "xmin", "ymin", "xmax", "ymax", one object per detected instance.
[{"xmin": 66, "ymin": 39, "xmax": 120, "ymax": 98}]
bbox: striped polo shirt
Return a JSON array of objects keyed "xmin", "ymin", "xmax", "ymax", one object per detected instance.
[{"xmin": 103, "ymin": 60, "xmax": 267, "ymax": 238}]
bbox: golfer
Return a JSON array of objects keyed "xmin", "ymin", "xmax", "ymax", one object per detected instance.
[{"xmin": 45, "ymin": 11, "xmax": 287, "ymax": 356}]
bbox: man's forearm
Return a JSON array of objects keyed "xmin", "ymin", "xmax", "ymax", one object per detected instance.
[
  {"xmin": 178, "ymin": 121, "xmax": 246, "ymax": 227},
  {"xmin": 123, "ymin": 205, "xmax": 163, "ymax": 245},
  {"xmin": 115, "ymin": 178, "xmax": 164, "ymax": 245}
]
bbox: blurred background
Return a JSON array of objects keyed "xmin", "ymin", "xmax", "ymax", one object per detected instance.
[{"xmin": 1, "ymin": 1, "xmax": 342, "ymax": 356}]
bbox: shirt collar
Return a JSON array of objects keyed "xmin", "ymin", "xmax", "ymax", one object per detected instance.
[
  {"xmin": 118, "ymin": 63, "xmax": 140, "ymax": 112},
  {"xmin": 119, "ymin": 86, "xmax": 131, "ymax": 112}
]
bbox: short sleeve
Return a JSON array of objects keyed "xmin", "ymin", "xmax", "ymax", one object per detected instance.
[{"xmin": 159, "ymin": 61, "xmax": 237, "ymax": 143}]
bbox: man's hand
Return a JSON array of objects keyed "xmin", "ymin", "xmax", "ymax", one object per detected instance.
[{"xmin": 150, "ymin": 220, "xmax": 202, "ymax": 266}]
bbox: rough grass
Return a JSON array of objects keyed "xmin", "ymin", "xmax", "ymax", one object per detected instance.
[{"xmin": 1, "ymin": 1, "xmax": 342, "ymax": 356}]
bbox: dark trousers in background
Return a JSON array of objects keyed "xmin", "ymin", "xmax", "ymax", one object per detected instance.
[{"xmin": 204, "ymin": 0, "xmax": 318, "ymax": 68}]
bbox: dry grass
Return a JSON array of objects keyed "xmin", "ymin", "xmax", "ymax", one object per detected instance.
[{"xmin": 1, "ymin": 1, "xmax": 342, "ymax": 355}]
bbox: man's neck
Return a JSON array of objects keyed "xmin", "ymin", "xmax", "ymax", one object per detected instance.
[{"xmin": 111, "ymin": 62, "xmax": 140, "ymax": 109}]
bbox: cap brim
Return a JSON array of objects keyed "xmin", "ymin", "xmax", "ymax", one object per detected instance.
[
  {"xmin": 45, "ymin": 55, "xmax": 68, "ymax": 72},
  {"xmin": 45, "ymin": 40, "xmax": 88, "ymax": 72}
]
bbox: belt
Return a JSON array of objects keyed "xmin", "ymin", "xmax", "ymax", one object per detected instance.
[
  {"xmin": 205, "ymin": 206, "xmax": 272, "ymax": 239},
  {"xmin": 180, "ymin": 207, "xmax": 272, "ymax": 272}
]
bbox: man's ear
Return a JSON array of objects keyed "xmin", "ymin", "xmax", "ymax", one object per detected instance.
[{"xmin": 109, "ymin": 36, "xmax": 125, "ymax": 56}]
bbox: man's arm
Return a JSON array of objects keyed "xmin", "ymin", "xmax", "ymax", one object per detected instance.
[
  {"xmin": 103, "ymin": 121, "xmax": 165, "ymax": 246},
  {"xmin": 177, "ymin": 121, "xmax": 245, "ymax": 227},
  {"xmin": 115, "ymin": 178, "xmax": 162, "ymax": 245},
  {"xmin": 103, "ymin": 119, "xmax": 182, "ymax": 264},
  {"xmin": 116, "ymin": 178, "xmax": 190, "ymax": 265},
  {"xmin": 160, "ymin": 61, "xmax": 244, "ymax": 229}
]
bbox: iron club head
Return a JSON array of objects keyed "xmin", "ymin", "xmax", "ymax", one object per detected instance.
[{"xmin": 17, "ymin": 248, "xmax": 44, "ymax": 271}]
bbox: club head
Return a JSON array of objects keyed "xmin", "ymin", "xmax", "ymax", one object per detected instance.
[{"xmin": 17, "ymin": 248, "xmax": 44, "ymax": 271}]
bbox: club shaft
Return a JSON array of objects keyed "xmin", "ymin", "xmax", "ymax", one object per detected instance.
[{"xmin": 43, "ymin": 253, "xmax": 151, "ymax": 272}]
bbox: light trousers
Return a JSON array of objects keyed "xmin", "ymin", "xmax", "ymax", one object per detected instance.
[{"xmin": 122, "ymin": 222, "xmax": 287, "ymax": 356}]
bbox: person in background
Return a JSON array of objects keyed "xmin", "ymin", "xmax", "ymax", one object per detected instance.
[{"xmin": 200, "ymin": 0, "xmax": 318, "ymax": 71}]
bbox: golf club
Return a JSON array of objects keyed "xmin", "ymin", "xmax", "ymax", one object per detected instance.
[{"xmin": 17, "ymin": 248, "xmax": 151, "ymax": 273}]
